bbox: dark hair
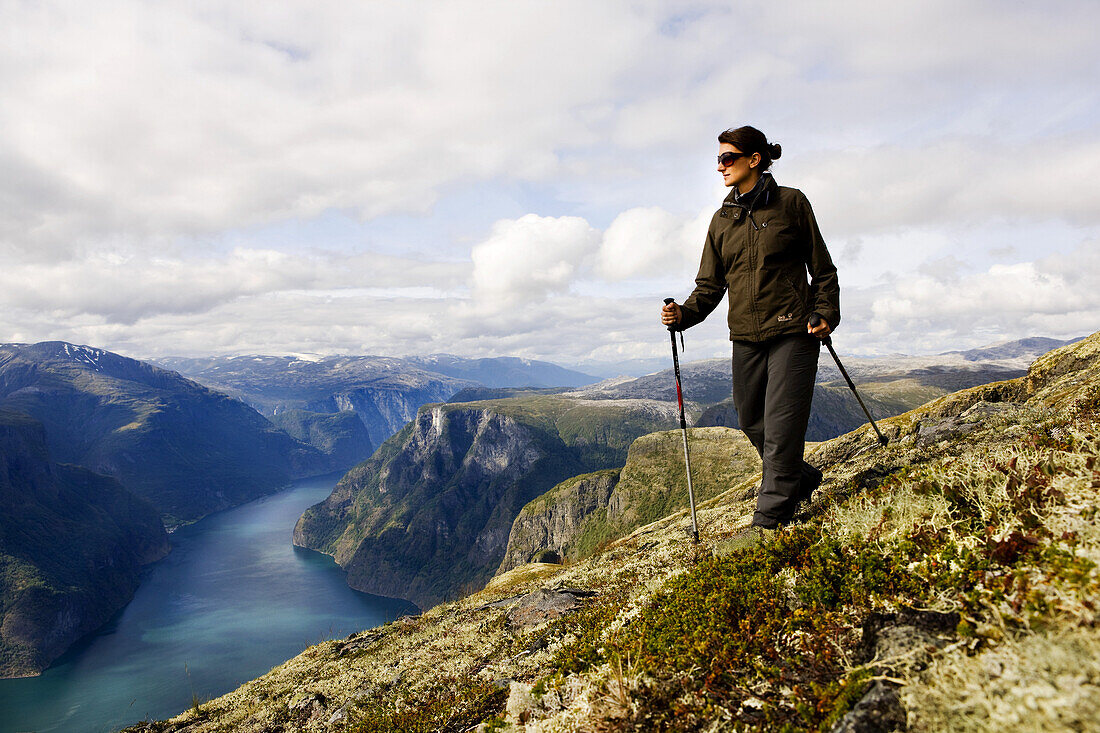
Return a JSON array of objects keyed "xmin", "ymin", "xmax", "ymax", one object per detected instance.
[{"xmin": 718, "ymin": 126, "xmax": 782, "ymax": 170}]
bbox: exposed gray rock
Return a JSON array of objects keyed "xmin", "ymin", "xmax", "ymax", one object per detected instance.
[
  {"xmin": 830, "ymin": 681, "xmax": 906, "ymax": 733},
  {"xmin": 287, "ymin": 692, "xmax": 327, "ymax": 725},
  {"xmin": 507, "ymin": 588, "xmax": 594, "ymax": 629},
  {"xmin": 916, "ymin": 415, "xmax": 979, "ymax": 445},
  {"xmin": 960, "ymin": 399, "xmax": 1020, "ymax": 422},
  {"xmin": 873, "ymin": 625, "xmax": 942, "ymax": 675}
]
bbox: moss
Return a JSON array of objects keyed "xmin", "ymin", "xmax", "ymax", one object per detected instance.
[
  {"xmin": 350, "ymin": 677, "xmax": 507, "ymax": 733},
  {"xmin": 600, "ymin": 530, "xmax": 918, "ymax": 730}
]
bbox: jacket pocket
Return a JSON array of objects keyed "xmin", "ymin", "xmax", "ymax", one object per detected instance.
[
  {"xmin": 756, "ymin": 218, "xmax": 799, "ymax": 265},
  {"xmin": 782, "ymin": 272, "xmax": 812, "ymax": 314}
]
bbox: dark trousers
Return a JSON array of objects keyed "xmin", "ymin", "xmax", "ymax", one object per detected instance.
[{"xmin": 732, "ymin": 334, "xmax": 822, "ymax": 528}]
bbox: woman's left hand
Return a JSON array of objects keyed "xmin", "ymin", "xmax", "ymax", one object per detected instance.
[{"xmin": 808, "ymin": 317, "xmax": 831, "ymax": 339}]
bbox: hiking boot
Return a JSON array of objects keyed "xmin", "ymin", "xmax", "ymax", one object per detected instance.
[
  {"xmin": 779, "ymin": 464, "xmax": 823, "ymax": 524},
  {"xmin": 714, "ymin": 524, "xmax": 775, "ymax": 556}
]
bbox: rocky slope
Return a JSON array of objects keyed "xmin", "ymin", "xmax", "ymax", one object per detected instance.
[
  {"xmin": 293, "ymin": 396, "xmax": 681, "ymax": 608},
  {"xmin": 0, "ymin": 342, "xmax": 327, "ymax": 525},
  {"xmin": 128, "ymin": 331, "xmax": 1100, "ymax": 733},
  {"xmin": 0, "ymin": 409, "xmax": 169, "ymax": 678}
]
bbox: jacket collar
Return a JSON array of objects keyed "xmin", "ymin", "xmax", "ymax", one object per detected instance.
[{"xmin": 720, "ymin": 172, "xmax": 776, "ymax": 219}]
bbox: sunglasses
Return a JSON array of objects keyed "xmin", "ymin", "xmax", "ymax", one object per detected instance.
[{"xmin": 717, "ymin": 151, "xmax": 749, "ymax": 167}]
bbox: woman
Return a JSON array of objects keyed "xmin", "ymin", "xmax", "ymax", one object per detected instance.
[{"xmin": 661, "ymin": 125, "xmax": 840, "ymax": 542}]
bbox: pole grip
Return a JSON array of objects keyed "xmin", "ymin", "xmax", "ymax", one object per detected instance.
[{"xmin": 808, "ymin": 312, "xmax": 832, "ymax": 345}]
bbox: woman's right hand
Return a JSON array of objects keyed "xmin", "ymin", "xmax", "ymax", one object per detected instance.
[{"xmin": 661, "ymin": 301, "xmax": 682, "ymax": 327}]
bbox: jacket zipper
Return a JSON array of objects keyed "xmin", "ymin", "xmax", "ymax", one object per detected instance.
[{"xmin": 747, "ymin": 216, "xmax": 761, "ymax": 340}]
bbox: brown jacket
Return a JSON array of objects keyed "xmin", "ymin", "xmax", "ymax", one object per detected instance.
[{"xmin": 678, "ymin": 175, "xmax": 840, "ymax": 342}]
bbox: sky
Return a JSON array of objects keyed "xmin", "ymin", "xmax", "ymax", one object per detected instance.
[{"xmin": 2, "ymin": 0, "xmax": 1098, "ymax": 374}]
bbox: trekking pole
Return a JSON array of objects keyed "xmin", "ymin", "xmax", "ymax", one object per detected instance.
[
  {"xmin": 663, "ymin": 298, "xmax": 700, "ymax": 542},
  {"xmin": 810, "ymin": 314, "xmax": 889, "ymax": 447}
]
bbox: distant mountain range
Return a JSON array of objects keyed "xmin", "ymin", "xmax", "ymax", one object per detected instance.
[
  {"xmin": 155, "ymin": 354, "xmax": 596, "ymax": 446},
  {"xmin": 568, "ymin": 336, "xmax": 1085, "ymax": 440}
]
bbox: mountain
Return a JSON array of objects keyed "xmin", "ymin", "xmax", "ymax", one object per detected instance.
[
  {"xmin": 292, "ymin": 395, "xmax": 681, "ymax": 608},
  {"xmin": 128, "ymin": 331, "xmax": 1100, "ymax": 733},
  {"xmin": 0, "ymin": 409, "xmax": 169, "ymax": 678},
  {"xmin": 155, "ymin": 355, "xmax": 478, "ymax": 448},
  {"xmin": 155, "ymin": 354, "xmax": 596, "ymax": 451},
  {"xmin": 405, "ymin": 355, "xmax": 595, "ymax": 388},
  {"xmin": 569, "ymin": 336, "xmax": 1083, "ymax": 441},
  {"xmin": 0, "ymin": 342, "xmax": 327, "ymax": 525},
  {"xmin": 944, "ymin": 335, "xmax": 1085, "ymax": 363},
  {"xmin": 125, "ymin": 333, "xmax": 1100, "ymax": 731},
  {"xmin": 269, "ymin": 409, "xmax": 374, "ymax": 470}
]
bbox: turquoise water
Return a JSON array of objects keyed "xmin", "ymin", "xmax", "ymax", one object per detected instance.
[{"xmin": 0, "ymin": 474, "xmax": 417, "ymax": 733}]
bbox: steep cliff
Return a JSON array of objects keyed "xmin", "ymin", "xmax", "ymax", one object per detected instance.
[
  {"xmin": 0, "ymin": 409, "xmax": 169, "ymax": 678},
  {"xmin": 0, "ymin": 342, "xmax": 326, "ymax": 524},
  {"xmin": 496, "ymin": 470, "xmax": 620, "ymax": 571},
  {"xmin": 294, "ymin": 396, "xmax": 680, "ymax": 608},
  {"xmin": 497, "ymin": 427, "xmax": 762, "ymax": 574}
]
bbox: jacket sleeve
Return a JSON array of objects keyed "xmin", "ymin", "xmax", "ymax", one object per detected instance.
[
  {"xmin": 677, "ymin": 217, "xmax": 727, "ymax": 331},
  {"xmin": 798, "ymin": 193, "xmax": 841, "ymax": 331}
]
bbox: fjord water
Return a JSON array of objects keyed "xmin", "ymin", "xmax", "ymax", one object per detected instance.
[{"xmin": 0, "ymin": 474, "xmax": 416, "ymax": 733}]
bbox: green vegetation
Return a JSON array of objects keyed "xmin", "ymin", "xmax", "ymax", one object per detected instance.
[
  {"xmin": 572, "ymin": 428, "xmax": 760, "ymax": 560},
  {"xmin": 351, "ymin": 678, "xmax": 507, "ymax": 733}
]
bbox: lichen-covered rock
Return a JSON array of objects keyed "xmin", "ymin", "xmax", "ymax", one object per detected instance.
[{"xmin": 506, "ymin": 587, "xmax": 595, "ymax": 629}]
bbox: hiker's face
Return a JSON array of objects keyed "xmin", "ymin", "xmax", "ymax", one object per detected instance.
[{"xmin": 717, "ymin": 143, "xmax": 757, "ymax": 188}]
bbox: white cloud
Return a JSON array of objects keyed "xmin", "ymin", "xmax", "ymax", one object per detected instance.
[
  {"xmin": 470, "ymin": 214, "xmax": 600, "ymax": 306},
  {"xmin": 858, "ymin": 242, "xmax": 1100, "ymax": 353},
  {"xmin": 1, "ymin": 1, "xmax": 1099, "ymax": 363},
  {"xmin": 786, "ymin": 136, "xmax": 1100, "ymax": 238},
  {"xmin": 596, "ymin": 206, "xmax": 710, "ymax": 281},
  {"xmin": 0, "ymin": 248, "xmax": 467, "ymax": 323}
]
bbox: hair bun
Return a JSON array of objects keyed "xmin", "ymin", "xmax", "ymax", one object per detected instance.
[{"xmin": 769, "ymin": 143, "xmax": 782, "ymax": 160}]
